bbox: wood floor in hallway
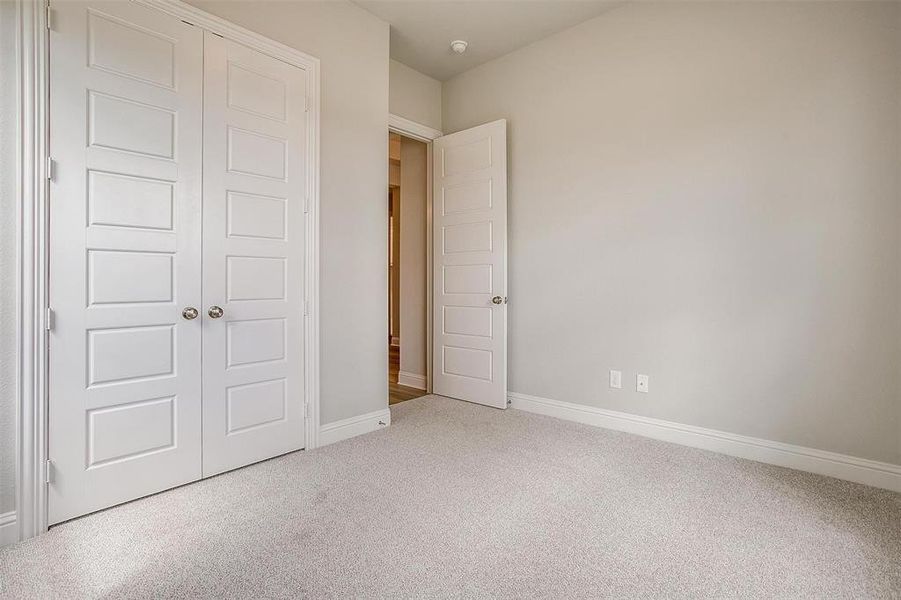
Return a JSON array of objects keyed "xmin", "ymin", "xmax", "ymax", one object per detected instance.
[{"xmin": 389, "ymin": 344, "xmax": 426, "ymax": 405}]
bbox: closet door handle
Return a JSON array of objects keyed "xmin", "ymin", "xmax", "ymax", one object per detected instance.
[
  {"xmin": 208, "ymin": 306, "xmax": 224, "ymax": 319},
  {"xmin": 182, "ymin": 307, "xmax": 199, "ymax": 320}
]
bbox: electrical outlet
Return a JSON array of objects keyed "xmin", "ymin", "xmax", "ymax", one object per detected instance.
[
  {"xmin": 609, "ymin": 370, "xmax": 622, "ymax": 389},
  {"xmin": 636, "ymin": 374, "xmax": 649, "ymax": 393}
]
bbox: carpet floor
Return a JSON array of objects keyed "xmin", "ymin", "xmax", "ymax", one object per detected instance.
[{"xmin": 2, "ymin": 395, "xmax": 900, "ymax": 598}]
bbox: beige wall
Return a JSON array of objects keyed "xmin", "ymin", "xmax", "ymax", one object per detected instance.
[
  {"xmin": 399, "ymin": 137, "xmax": 428, "ymax": 380},
  {"xmin": 389, "ymin": 59, "xmax": 442, "ymax": 131},
  {"xmin": 187, "ymin": 0, "xmax": 390, "ymax": 425},
  {"xmin": 443, "ymin": 1, "xmax": 901, "ymax": 463}
]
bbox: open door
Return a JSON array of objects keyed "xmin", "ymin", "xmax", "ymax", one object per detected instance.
[{"xmin": 432, "ymin": 120, "xmax": 507, "ymax": 408}]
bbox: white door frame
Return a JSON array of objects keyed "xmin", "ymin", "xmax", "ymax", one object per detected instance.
[
  {"xmin": 12, "ymin": 0, "xmax": 321, "ymax": 543},
  {"xmin": 12, "ymin": 0, "xmax": 51, "ymax": 546},
  {"xmin": 387, "ymin": 114, "xmax": 442, "ymax": 394}
]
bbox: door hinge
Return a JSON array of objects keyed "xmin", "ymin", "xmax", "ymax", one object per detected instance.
[
  {"xmin": 44, "ymin": 460, "xmax": 53, "ymax": 484},
  {"xmin": 304, "ymin": 96, "xmax": 311, "ymax": 112},
  {"xmin": 304, "ymin": 402, "xmax": 310, "ymax": 419},
  {"xmin": 303, "ymin": 300, "xmax": 309, "ymax": 316},
  {"xmin": 46, "ymin": 157, "xmax": 54, "ymax": 181},
  {"xmin": 45, "ymin": 308, "xmax": 54, "ymax": 331},
  {"xmin": 46, "ymin": 6, "xmax": 53, "ymax": 30},
  {"xmin": 304, "ymin": 195, "xmax": 310, "ymax": 214}
]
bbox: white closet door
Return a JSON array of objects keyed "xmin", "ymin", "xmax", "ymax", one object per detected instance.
[
  {"xmin": 48, "ymin": 1, "xmax": 203, "ymax": 524},
  {"xmin": 432, "ymin": 120, "xmax": 508, "ymax": 409},
  {"xmin": 201, "ymin": 32, "xmax": 308, "ymax": 475}
]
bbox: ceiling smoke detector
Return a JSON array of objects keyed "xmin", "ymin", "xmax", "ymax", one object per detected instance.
[{"xmin": 450, "ymin": 40, "xmax": 468, "ymax": 55}]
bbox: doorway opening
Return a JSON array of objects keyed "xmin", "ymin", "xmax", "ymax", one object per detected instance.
[{"xmin": 388, "ymin": 131, "xmax": 429, "ymax": 405}]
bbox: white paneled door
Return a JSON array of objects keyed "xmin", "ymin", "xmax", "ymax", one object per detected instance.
[
  {"xmin": 48, "ymin": 2, "xmax": 309, "ymax": 524},
  {"xmin": 49, "ymin": 1, "xmax": 204, "ymax": 524},
  {"xmin": 432, "ymin": 120, "xmax": 508, "ymax": 409},
  {"xmin": 201, "ymin": 33, "xmax": 307, "ymax": 475}
]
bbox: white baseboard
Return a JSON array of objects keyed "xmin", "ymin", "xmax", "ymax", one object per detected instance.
[
  {"xmin": 509, "ymin": 391, "xmax": 901, "ymax": 493},
  {"xmin": 0, "ymin": 511, "xmax": 17, "ymax": 548},
  {"xmin": 319, "ymin": 408, "xmax": 391, "ymax": 447},
  {"xmin": 397, "ymin": 371, "xmax": 427, "ymax": 390}
]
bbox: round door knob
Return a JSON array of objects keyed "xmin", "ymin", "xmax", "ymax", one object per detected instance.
[
  {"xmin": 208, "ymin": 306, "xmax": 224, "ymax": 319},
  {"xmin": 182, "ymin": 307, "xmax": 199, "ymax": 320},
  {"xmin": 492, "ymin": 296, "xmax": 504, "ymax": 305}
]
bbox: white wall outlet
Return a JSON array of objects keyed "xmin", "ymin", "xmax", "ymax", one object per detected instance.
[
  {"xmin": 609, "ymin": 369, "xmax": 622, "ymax": 389},
  {"xmin": 636, "ymin": 374, "xmax": 649, "ymax": 393}
]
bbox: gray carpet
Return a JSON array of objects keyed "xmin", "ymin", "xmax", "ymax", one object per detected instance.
[{"xmin": 2, "ymin": 395, "xmax": 900, "ymax": 599}]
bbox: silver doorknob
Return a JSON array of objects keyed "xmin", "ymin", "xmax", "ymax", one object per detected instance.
[
  {"xmin": 208, "ymin": 306, "xmax": 224, "ymax": 319},
  {"xmin": 492, "ymin": 296, "xmax": 504, "ymax": 305},
  {"xmin": 182, "ymin": 307, "xmax": 199, "ymax": 320}
]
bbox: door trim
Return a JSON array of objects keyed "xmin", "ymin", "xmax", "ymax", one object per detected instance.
[
  {"xmin": 14, "ymin": 0, "xmax": 321, "ymax": 544},
  {"xmin": 13, "ymin": 0, "xmax": 51, "ymax": 545},
  {"xmin": 388, "ymin": 114, "xmax": 442, "ymax": 144},
  {"xmin": 387, "ymin": 114, "xmax": 442, "ymax": 395}
]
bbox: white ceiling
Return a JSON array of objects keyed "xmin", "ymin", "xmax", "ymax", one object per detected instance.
[{"xmin": 353, "ymin": 0, "xmax": 623, "ymax": 81}]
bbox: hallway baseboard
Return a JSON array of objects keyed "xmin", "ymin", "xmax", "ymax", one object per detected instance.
[{"xmin": 397, "ymin": 371, "xmax": 427, "ymax": 390}]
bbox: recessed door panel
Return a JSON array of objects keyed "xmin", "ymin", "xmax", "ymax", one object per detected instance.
[
  {"xmin": 87, "ymin": 9, "xmax": 176, "ymax": 88},
  {"xmin": 87, "ymin": 396, "xmax": 176, "ymax": 466},
  {"xmin": 227, "ymin": 192, "xmax": 287, "ymax": 240},
  {"xmin": 49, "ymin": 0, "xmax": 203, "ymax": 525},
  {"xmin": 226, "ymin": 256, "xmax": 287, "ymax": 301},
  {"xmin": 202, "ymin": 32, "xmax": 307, "ymax": 476},
  {"xmin": 443, "ymin": 346, "xmax": 492, "ymax": 381},
  {"xmin": 88, "ymin": 250, "xmax": 174, "ymax": 305},
  {"xmin": 443, "ymin": 306, "xmax": 493, "ymax": 338},
  {"xmin": 87, "ymin": 325, "xmax": 175, "ymax": 386},
  {"xmin": 226, "ymin": 319, "xmax": 286, "ymax": 367},
  {"xmin": 227, "ymin": 127, "xmax": 287, "ymax": 180},
  {"xmin": 227, "ymin": 62, "xmax": 287, "ymax": 121},
  {"xmin": 88, "ymin": 170, "xmax": 175, "ymax": 231},
  {"xmin": 88, "ymin": 91, "xmax": 176, "ymax": 159},
  {"xmin": 443, "ymin": 179, "xmax": 492, "ymax": 215},
  {"xmin": 443, "ymin": 264, "xmax": 492, "ymax": 294},
  {"xmin": 443, "ymin": 136, "xmax": 491, "ymax": 176},
  {"xmin": 227, "ymin": 379, "xmax": 288, "ymax": 434},
  {"xmin": 443, "ymin": 221, "xmax": 492, "ymax": 254}
]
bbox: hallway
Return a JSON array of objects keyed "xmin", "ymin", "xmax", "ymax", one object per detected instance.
[{"xmin": 388, "ymin": 345, "xmax": 426, "ymax": 405}]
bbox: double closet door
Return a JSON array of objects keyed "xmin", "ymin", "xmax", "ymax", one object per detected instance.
[{"xmin": 48, "ymin": 1, "xmax": 308, "ymax": 525}]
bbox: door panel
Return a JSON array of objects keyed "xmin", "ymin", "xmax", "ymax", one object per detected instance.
[
  {"xmin": 201, "ymin": 33, "xmax": 307, "ymax": 476},
  {"xmin": 432, "ymin": 120, "xmax": 508, "ymax": 408},
  {"xmin": 48, "ymin": 1, "xmax": 203, "ymax": 524}
]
